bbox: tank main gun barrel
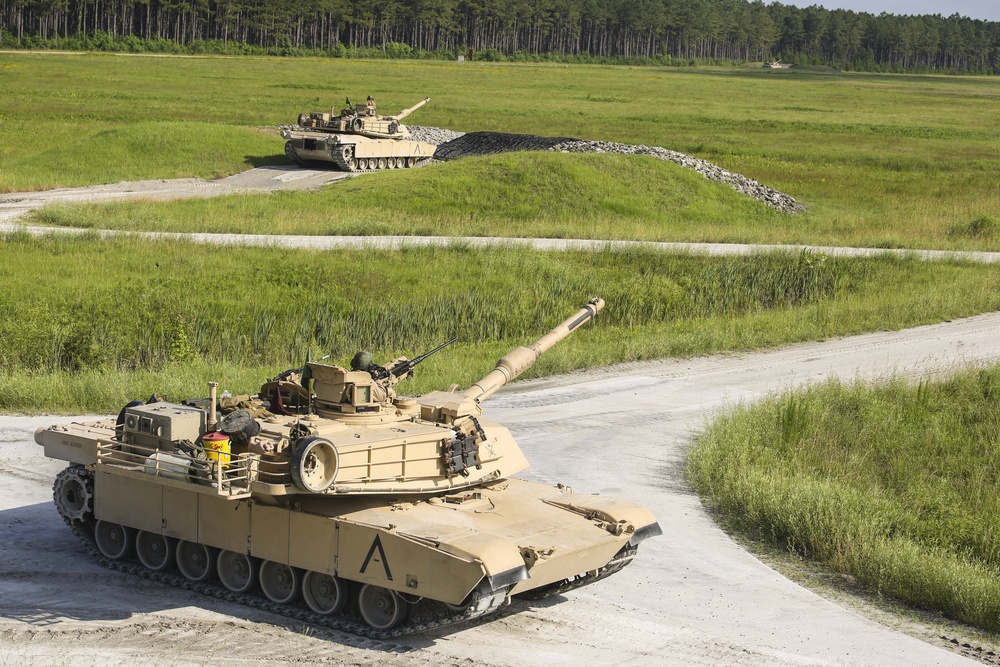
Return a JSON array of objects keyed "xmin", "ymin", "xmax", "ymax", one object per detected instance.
[
  {"xmin": 393, "ymin": 97, "xmax": 430, "ymax": 121},
  {"xmin": 463, "ymin": 298, "xmax": 605, "ymax": 403}
]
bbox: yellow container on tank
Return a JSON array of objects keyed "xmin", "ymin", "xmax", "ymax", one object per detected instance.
[{"xmin": 202, "ymin": 432, "xmax": 231, "ymax": 466}]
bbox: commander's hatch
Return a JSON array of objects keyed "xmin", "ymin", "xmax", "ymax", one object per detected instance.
[{"xmin": 307, "ymin": 362, "xmax": 385, "ymax": 415}]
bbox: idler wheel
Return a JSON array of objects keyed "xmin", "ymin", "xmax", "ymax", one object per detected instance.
[
  {"xmin": 217, "ymin": 550, "xmax": 259, "ymax": 593},
  {"xmin": 176, "ymin": 540, "xmax": 217, "ymax": 582},
  {"xmin": 53, "ymin": 466, "xmax": 93, "ymax": 522},
  {"xmin": 94, "ymin": 520, "xmax": 134, "ymax": 560},
  {"xmin": 405, "ymin": 157, "xmax": 416, "ymax": 168},
  {"xmin": 302, "ymin": 571, "xmax": 349, "ymax": 615},
  {"xmin": 136, "ymin": 531, "xmax": 176, "ymax": 571},
  {"xmin": 358, "ymin": 584, "xmax": 408, "ymax": 630},
  {"xmin": 290, "ymin": 437, "xmax": 338, "ymax": 493},
  {"xmin": 259, "ymin": 560, "xmax": 301, "ymax": 604}
]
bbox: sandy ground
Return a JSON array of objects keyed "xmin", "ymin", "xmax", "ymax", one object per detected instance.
[{"xmin": 4, "ymin": 313, "xmax": 1000, "ymax": 666}]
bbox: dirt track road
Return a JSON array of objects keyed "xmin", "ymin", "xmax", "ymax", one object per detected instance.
[
  {"xmin": 4, "ymin": 166, "xmax": 1000, "ymax": 265},
  {"xmin": 0, "ymin": 166, "xmax": 351, "ymax": 224},
  {"xmin": 4, "ymin": 313, "xmax": 1000, "ymax": 666}
]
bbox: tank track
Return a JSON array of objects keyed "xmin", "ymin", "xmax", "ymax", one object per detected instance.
[
  {"xmin": 328, "ymin": 149, "xmax": 359, "ymax": 173},
  {"xmin": 328, "ymin": 150, "xmax": 425, "ymax": 174},
  {"xmin": 53, "ymin": 466, "xmax": 636, "ymax": 637},
  {"xmin": 517, "ymin": 544, "xmax": 638, "ymax": 601},
  {"xmin": 54, "ymin": 467, "xmax": 506, "ymax": 640},
  {"xmin": 283, "ymin": 141, "xmax": 308, "ymax": 168},
  {"xmin": 286, "ymin": 139, "xmax": 426, "ymax": 174}
]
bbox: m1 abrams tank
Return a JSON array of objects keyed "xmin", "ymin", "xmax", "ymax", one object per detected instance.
[
  {"xmin": 281, "ymin": 96, "xmax": 436, "ymax": 172},
  {"xmin": 35, "ymin": 298, "xmax": 660, "ymax": 637}
]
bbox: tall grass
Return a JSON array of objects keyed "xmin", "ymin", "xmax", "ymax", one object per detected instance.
[
  {"xmin": 4, "ymin": 231, "xmax": 1000, "ymax": 412},
  {"xmin": 0, "ymin": 232, "xmax": 854, "ymax": 373},
  {"xmin": 688, "ymin": 368, "xmax": 1000, "ymax": 632}
]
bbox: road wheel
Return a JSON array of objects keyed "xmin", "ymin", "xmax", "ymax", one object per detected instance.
[
  {"xmin": 176, "ymin": 540, "xmax": 216, "ymax": 582},
  {"xmin": 358, "ymin": 584, "xmax": 408, "ymax": 630},
  {"xmin": 217, "ymin": 550, "xmax": 259, "ymax": 593},
  {"xmin": 290, "ymin": 437, "xmax": 338, "ymax": 493},
  {"xmin": 302, "ymin": 571, "xmax": 349, "ymax": 615},
  {"xmin": 136, "ymin": 530, "xmax": 175, "ymax": 571},
  {"xmin": 95, "ymin": 521, "xmax": 134, "ymax": 560},
  {"xmin": 259, "ymin": 560, "xmax": 301, "ymax": 604}
]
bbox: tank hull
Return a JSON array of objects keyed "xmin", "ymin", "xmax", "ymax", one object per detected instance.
[
  {"xmin": 282, "ymin": 131, "xmax": 436, "ymax": 172},
  {"xmin": 86, "ymin": 456, "xmax": 655, "ymax": 602}
]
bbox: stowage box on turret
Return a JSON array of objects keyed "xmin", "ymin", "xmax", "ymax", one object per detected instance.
[
  {"xmin": 36, "ymin": 298, "xmax": 661, "ymax": 637},
  {"xmin": 281, "ymin": 96, "xmax": 436, "ymax": 172}
]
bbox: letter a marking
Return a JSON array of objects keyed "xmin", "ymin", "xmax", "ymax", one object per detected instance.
[{"xmin": 360, "ymin": 534, "xmax": 393, "ymax": 581}]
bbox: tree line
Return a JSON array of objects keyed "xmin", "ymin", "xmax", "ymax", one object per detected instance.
[{"xmin": 1, "ymin": 0, "xmax": 998, "ymax": 73}]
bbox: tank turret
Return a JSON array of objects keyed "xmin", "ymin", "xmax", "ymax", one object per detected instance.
[
  {"xmin": 33, "ymin": 298, "xmax": 660, "ymax": 635},
  {"xmin": 281, "ymin": 95, "xmax": 436, "ymax": 172}
]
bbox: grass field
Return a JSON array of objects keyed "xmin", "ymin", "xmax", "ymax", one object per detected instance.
[
  {"xmin": 2, "ymin": 53, "xmax": 998, "ymax": 250},
  {"xmin": 688, "ymin": 367, "xmax": 1000, "ymax": 632},
  {"xmin": 4, "ymin": 230, "xmax": 1000, "ymax": 413}
]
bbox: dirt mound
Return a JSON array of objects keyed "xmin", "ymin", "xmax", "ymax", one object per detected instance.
[{"xmin": 430, "ymin": 130, "xmax": 802, "ymax": 214}]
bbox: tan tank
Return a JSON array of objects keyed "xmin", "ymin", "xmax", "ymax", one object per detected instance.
[
  {"xmin": 35, "ymin": 298, "xmax": 660, "ymax": 637},
  {"xmin": 281, "ymin": 96, "xmax": 436, "ymax": 171}
]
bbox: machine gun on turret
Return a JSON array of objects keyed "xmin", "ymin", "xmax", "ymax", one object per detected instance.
[{"xmin": 368, "ymin": 336, "xmax": 458, "ymax": 382}]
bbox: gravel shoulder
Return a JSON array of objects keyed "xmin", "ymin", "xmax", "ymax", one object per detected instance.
[{"xmin": 4, "ymin": 315, "xmax": 1000, "ymax": 665}]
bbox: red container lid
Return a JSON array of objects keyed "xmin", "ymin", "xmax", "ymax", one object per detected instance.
[{"xmin": 203, "ymin": 432, "xmax": 229, "ymax": 443}]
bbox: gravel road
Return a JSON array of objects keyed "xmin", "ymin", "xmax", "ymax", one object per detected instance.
[{"xmin": 4, "ymin": 314, "xmax": 1000, "ymax": 666}]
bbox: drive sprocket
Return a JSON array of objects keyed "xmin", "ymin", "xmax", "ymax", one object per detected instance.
[{"xmin": 53, "ymin": 465, "xmax": 94, "ymax": 523}]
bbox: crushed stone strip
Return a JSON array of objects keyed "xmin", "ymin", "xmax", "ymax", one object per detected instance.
[{"xmin": 550, "ymin": 139, "xmax": 803, "ymax": 214}]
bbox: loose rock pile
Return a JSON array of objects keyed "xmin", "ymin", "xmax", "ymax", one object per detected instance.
[
  {"xmin": 552, "ymin": 139, "xmax": 803, "ymax": 213},
  {"xmin": 428, "ymin": 131, "xmax": 575, "ymax": 160},
  {"xmin": 407, "ymin": 125, "xmax": 465, "ymax": 146}
]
